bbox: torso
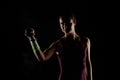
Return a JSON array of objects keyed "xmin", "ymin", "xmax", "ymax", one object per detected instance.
[{"xmin": 56, "ymin": 34, "xmax": 88, "ymax": 80}]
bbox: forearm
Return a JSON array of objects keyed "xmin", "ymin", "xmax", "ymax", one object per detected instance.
[
  {"xmin": 29, "ymin": 38, "xmax": 45, "ymax": 61},
  {"xmin": 28, "ymin": 37, "xmax": 57, "ymax": 61},
  {"xmin": 89, "ymin": 62, "xmax": 93, "ymax": 80},
  {"xmin": 86, "ymin": 63, "xmax": 93, "ymax": 80}
]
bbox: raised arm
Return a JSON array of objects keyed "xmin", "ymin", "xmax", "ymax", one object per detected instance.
[
  {"xmin": 86, "ymin": 38, "xmax": 93, "ymax": 80},
  {"xmin": 24, "ymin": 28, "xmax": 59, "ymax": 62}
]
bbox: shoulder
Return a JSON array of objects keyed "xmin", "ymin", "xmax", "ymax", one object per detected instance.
[
  {"xmin": 86, "ymin": 37, "xmax": 90, "ymax": 43},
  {"xmin": 80, "ymin": 36, "xmax": 89, "ymax": 42},
  {"xmin": 80, "ymin": 36, "xmax": 91, "ymax": 47},
  {"xmin": 49, "ymin": 37, "xmax": 63, "ymax": 48},
  {"xmin": 85, "ymin": 37, "xmax": 91, "ymax": 47}
]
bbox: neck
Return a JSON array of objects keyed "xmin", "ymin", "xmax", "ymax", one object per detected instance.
[
  {"xmin": 69, "ymin": 31, "xmax": 76, "ymax": 40},
  {"xmin": 70, "ymin": 25, "xmax": 76, "ymax": 34},
  {"xmin": 68, "ymin": 25, "xmax": 79, "ymax": 40}
]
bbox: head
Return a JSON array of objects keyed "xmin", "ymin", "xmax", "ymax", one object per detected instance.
[{"xmin": 59, "ymin": 15, "xmax": 77, "ymax": 34}]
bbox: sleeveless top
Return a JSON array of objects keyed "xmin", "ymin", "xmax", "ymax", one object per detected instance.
[{"xmin": 57, "ymin": 34, "xmax": 88, "ymax": 80}]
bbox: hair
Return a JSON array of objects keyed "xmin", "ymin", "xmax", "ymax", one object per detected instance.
[
  {"xmin": 59, "ymin": 14, "xmax": 77, "ymax": 23},
  {"xmin": 70, "ymin": 14, "xmax": 77, "ymax": 24}
]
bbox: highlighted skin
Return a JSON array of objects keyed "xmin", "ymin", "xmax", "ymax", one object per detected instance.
[{"xmin": 25, "ymin": 15, "xmax": 93, "ymax": 80}]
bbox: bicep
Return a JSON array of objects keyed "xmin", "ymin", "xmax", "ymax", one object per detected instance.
[
  {"xmin": 86, "ymin": 37, "xmax": 91, "ymax": 62},
  {"xmin": 43, "ymin": 41, "xmax": 59, "ymax": 61},
  {"xmin": 86, "ymin": 38, "xmax": 93, "ymax": 80}
]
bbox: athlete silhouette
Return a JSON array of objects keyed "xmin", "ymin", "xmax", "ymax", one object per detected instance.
[{"xmin": 25, "ymin": 15, "xmax": 93, "ymax": 80}]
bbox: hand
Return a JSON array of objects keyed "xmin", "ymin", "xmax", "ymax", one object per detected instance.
[{"xmin": 24, "ymin": 28, "xmax": 35, "ymax": 40}]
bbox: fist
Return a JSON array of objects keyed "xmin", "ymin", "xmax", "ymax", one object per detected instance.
[{"xmin": 24, "ymin": 28, "xmax": 35, "ymax": 38}]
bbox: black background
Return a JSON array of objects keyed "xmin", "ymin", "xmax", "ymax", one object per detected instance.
[{"xmin": 1, "ymin": 0, "xmax": 104, "ymax": 80}]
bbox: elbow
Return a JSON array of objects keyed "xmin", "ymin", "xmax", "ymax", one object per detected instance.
[
  {"xmin": 43, "ymin": 56, "xmax": 50, "ymax": 61},
  {"xmin": 42, "ymin": 57, "xmax": 47, "ymax": 61},
  {"xmin": 40, "ymin": 56, "xmax": 49, "ymax": 62},
  {"xmin": 37, "ymin": 57, "xmax": 46, "ymax": 62}
]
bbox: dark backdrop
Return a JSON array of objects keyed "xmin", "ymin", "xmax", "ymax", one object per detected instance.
[{"xmin": 2, "ymin": 1, "xmax": 104, "ymax": 80}]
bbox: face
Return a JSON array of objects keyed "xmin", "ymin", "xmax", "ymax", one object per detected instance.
[{"xmin": 59, "ymin": 16, "xmax": 72, "ymax": 33}]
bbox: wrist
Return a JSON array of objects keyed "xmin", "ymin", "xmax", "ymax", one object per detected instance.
[
  {"xmin": 28, "ymin": 36, "xmax": 36, "ymax": 41},
  {"xmin": 31, "ymin": 36, "xmax": 36, "ymax": 41}
]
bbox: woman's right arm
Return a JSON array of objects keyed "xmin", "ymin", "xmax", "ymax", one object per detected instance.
[{"xmin": 25, "ymin": 28, "xmax": 59, "ymax": 62}]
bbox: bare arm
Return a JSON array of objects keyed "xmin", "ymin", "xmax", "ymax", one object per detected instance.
[
  {"xmin": 28, "ymin": 36, "xmax": 59, "ymax": 62},
  {"xmin": 86, "ymin": 38, "xmax": 93, "ymax": 80},
  {"xmin": 25, "ymin": 28, "xmax": 59, "ymax": 62}
]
